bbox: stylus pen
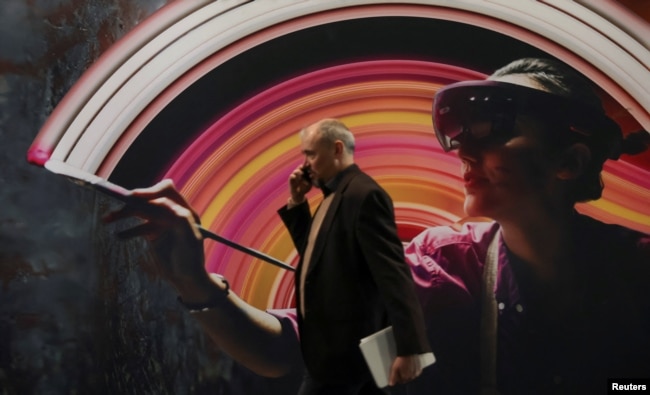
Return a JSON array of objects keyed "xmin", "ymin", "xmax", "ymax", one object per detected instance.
[{"xmin": 197, "ymin": 226, "xmax": 295, "ymax": 271}]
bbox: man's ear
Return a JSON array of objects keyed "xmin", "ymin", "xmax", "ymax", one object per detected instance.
[
  {"xmin": 556, "ymin": 143, "xmax": 591, "ymax": 180},
  {"xmin": 334, "ymin": 140, "xmax": 344, "ymax": 155}
]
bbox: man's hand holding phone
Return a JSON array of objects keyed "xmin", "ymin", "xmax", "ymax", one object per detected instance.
[
  {"xmin": 301, "ymin": 166, "xmax": 312, "ymax": 184},
  {"xmin": 288, "ymin": 165, "xmax": 312, "ymax": 206}
]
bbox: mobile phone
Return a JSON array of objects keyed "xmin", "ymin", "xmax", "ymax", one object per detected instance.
[{"xmin": 302, "ymin": 166, "xmax": 312, "ymax": 183}]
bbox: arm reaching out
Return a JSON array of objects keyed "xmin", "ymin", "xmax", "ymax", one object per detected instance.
[{"xmin": 103, "ymin": 179, "xmax": 302, "ymax": 377}]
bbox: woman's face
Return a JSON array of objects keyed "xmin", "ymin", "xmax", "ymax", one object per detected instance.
[{"xmin": 458, "ymin": 75, "xmax": 560, "ymax": 221}]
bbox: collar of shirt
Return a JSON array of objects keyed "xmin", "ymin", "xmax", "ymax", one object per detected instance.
[{"xmin": 321, "ymin": 164, "xmax": 357, "ymax": 197}]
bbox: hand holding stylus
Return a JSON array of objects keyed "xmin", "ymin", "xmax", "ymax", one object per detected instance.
[
  {"xmin": 44, "ymin": 159, "xmax": 293, "ymax": 271},
  {"xmin": 103, "ymin": 179, "xmax": 218, "ymax": 298}
]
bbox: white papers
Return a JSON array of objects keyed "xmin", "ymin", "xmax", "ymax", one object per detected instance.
[{"xmin": 359, "ymin": 326, "xmax": 435, "ymax": 388}]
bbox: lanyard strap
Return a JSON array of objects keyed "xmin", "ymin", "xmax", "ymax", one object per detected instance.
[{"xmin": 480, "ymin": 230, "xmax": 501, "ymax": 395}]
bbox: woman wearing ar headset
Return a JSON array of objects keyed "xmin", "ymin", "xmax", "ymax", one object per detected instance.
[{"xmin": 418, "ymin": 57, "xmax": 650, "ymax": 395}]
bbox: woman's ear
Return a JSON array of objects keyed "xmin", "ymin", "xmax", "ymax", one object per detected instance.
[{"xmin": 556, "ymin": 143, "xmax": 591, "ymax": 180}]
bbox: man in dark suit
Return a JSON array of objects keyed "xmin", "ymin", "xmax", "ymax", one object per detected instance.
[{"xmin": 278, "ymin": 119, "xmax": 430, "ymax": 395}]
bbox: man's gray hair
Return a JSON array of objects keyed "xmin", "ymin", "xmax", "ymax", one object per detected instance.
[{"xmin": 311, "ymin": 119, "xmax": 356, "ymax": 154}]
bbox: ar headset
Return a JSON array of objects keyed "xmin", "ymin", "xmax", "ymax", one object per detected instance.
[{"xmin": 432, "ymin": 80, "xmax": 624, "ymax": 160}]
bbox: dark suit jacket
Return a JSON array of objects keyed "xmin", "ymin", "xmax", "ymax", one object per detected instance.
[{"xmin": 278, "ymin": 164, "xmax": 429, "ymax": 383}]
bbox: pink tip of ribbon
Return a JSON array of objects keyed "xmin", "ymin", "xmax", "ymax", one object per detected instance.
[{"xmin": 26, "ymin": 148, "xmax": 52, "ymax": 166}]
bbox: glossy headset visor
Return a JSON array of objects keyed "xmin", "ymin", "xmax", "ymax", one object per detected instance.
[{"xmin": 432, "ymin": 80, "xmax": 622, "ymax": 158}]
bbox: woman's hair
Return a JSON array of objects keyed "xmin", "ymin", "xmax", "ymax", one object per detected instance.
[{"xmin": 491, "ymin": 57, "xmax": 647, "ymax": 202}]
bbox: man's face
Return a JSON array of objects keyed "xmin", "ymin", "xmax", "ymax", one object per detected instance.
[{"xmin": 300, "ymin": 126, "xmax": 338, "ymax": 188}]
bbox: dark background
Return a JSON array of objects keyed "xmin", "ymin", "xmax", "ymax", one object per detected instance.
[{"xmin": 0, "ymin": 1, "xmax": 298, "ymax": 393}]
